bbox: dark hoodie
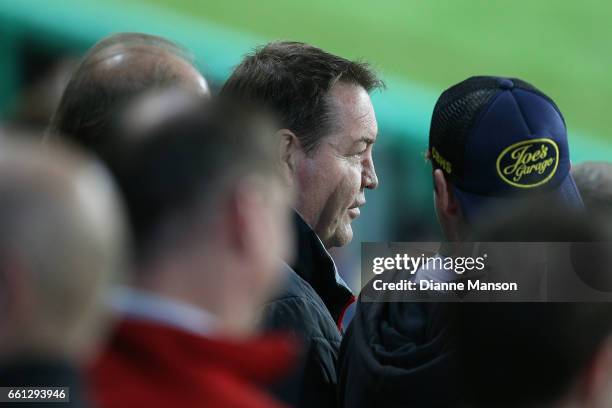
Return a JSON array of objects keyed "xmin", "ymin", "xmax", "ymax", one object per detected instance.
[{"xmin": 337, "ymin": 293, "xmax": 459, "ymax": 407}]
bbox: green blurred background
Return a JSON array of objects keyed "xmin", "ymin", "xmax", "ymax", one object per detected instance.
[
  {"xmin": 142, "ymin": 0, "xmax": 612, "ymax": 144},
  {"xmin": 1, "ymin": 0, "xmax": 609, "ymax": 287}
]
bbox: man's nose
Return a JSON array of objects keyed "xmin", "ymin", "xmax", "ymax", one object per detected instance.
[{"xmin": 363, "ymin": 157, "xmax": 378, "ymax": 190}]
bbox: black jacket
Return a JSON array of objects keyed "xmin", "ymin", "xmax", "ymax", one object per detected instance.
[
  {"xmin": 263, "ymin": 212, "xmax": 354, "ymax": 408},
  {"xmin": 337, "ymin": 288, "xmax": 460, "ymax": 408}
]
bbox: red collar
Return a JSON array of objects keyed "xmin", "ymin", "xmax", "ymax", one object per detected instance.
[{"xmin": 112, "ymin": 318, "xmax": 297, "ymax": 384}]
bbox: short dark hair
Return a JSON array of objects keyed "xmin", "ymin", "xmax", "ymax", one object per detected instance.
[
  {"xmin": 47, "ymin": 32, "xmax": 198, "ymax": 159},
  {"xmin": 221, "ymin": 41, "xmax": 384, "ymax": 154},
  {"xmin": 112, "ymin": 97, "xmax": 278, "ymax": 261}
]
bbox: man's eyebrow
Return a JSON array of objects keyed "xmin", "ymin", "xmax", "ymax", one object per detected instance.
[{"xmin": 357, "ymin": 135, "xmax": 376, "ymax": 144}]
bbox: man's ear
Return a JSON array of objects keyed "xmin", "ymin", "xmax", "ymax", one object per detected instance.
[
  {"xmin": 278, "ymin": 129, "xmax": 300, "ymax": 186},
  {"xmin": 225, "ymin": 176, "xmax": 268, "ymax": 256},
  {"xmin": 433, "ymin": 169, "xmax": 461, "ymax": 217}
]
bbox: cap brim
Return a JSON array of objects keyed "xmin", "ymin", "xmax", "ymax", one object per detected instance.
[{"xmin": 452, "ymin": 173, "xmax": 584, "ymax": 223}]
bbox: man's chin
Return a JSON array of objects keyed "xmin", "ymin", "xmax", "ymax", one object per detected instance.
[{"xmin": 327, "ymin": 224, "xmax": 353, "ymax": 249}]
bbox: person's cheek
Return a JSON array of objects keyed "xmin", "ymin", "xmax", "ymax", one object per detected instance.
[
  {"xmin": 331, "ymin": 160, "xmax": 362, "ymax": 245},
  {"xmin": 297, "ymin": 156, "xmax": 332, "ymax": 227},
  {"xmin": 348, "ymin": 163, "xmax": 363, "ymax": 200},
  {"xmin": 338, "ymin": 163, "xmax": 359, "ymax": 207}
]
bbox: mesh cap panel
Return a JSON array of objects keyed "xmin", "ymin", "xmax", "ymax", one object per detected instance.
[{"xmin": 428, "ymin": 76, "xmax": 563, "ymax": 183}]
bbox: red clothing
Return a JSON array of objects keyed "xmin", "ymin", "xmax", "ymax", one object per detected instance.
[
  {"xmin": 90, "ymin": 319, "xmax": 297, "ymax": 408},
  {"xmin": 337, "ymin": 295, "xmax": 356, "ymax": 332}
]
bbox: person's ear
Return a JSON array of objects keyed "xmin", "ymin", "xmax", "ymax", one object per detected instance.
[
  {"xmin": 225, "ymin": 176, "xmax": 266, "ymax": 256},
  {"xmin": 278, "ymin": 129, "xmax": 300, "ymax": 186},
  {"xmin": 433, "ymin": 169, "xmax": 461, "ymax": 217}
]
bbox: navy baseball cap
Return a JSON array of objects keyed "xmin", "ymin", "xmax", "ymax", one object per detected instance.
[{"xmin": 428, "ymin": 76, "xmax": 583, "ymax": 222}]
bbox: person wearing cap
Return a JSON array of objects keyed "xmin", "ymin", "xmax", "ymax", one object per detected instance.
[
  {"xmin": 337, "ymin": 76, "xmax": 585, "ymax": 407},
  {"xmin": 427, "ymin": 76, "xmax": 582, "ymax": 229}
]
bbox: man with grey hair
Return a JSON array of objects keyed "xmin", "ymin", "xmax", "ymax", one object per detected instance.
[
  {"xmin": 572, "ymin": 161, "xmax": 612, "ymax": 217},
  {"xmin": 47, "ymin": 32, "xmax": 209, "ymax": 160},
  {"xmin": 0, "ymin": 136, "xmax": 128, "ymax": 406}
]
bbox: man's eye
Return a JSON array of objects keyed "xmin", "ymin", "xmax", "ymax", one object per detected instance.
[{"xmin": 353, "ymin": 146, "xmax": 368, "ymax": 156}]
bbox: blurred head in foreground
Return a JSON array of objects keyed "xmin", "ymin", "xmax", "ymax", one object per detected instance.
[
  {"xmin": 455, "ymin": 207, "xmax": 612, "ymax": 408},
  {"xmin": 455, "ymin": 303, "xmax": 612, "ymax": 408},
  {"xmin": 0, "ymin": 136, "xmax": 127, "ymax": 364},
  {"xmin": 428, "ymin": 76, "xmax": 583, "ymax": 242},
  {"xmin": 47, "ymin": 32, "xmax": 210, "ymax": 160},
  {"xmin": 113, "ymin": 94, "xmax": 292, "ymax": 335},
  {"xmin": 572, "ymin": 161, "xmax": 612, "ymax": 218},
  {"xmin": 222, "ymin": 41, "xmax": 383, "ymax": 248}
]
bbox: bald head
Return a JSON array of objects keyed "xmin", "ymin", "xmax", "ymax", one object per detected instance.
[
  {"xmin": 84, "ymin": 38, "xmax": 208, "ymax": 94},
  {"xmin": 47, "ymin": 33, "xmax": 209, "ymax": 159},
  {"xmin": 0, "ymin": 137, "xmax": 128, "ymax": 362}
]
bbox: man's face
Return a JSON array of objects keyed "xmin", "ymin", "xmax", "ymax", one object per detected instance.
[{"xmin": 294, "ymin": 82, "xmax": 379, "ymax": 248}]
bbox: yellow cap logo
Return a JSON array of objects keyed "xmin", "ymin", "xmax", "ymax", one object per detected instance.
[{"xmin": 496, "ymin": 138, "xmax": 559, "ymax": 188}]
